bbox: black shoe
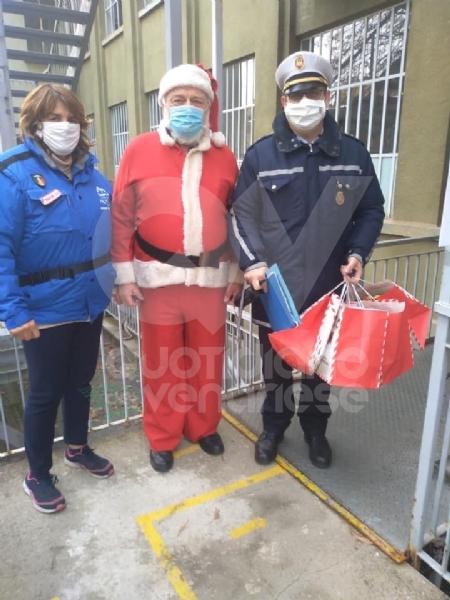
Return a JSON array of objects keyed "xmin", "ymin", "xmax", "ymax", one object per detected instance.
[
  {"xmin": 198, "ymin": 433, "xmax": 224, "ymax": 456},
  {"xmin": 150, "ymin": 450, "xmax": 174, "ymax": 473},
  {"xmin": 255, "ymin": 431, "xmax": 284, "ymax": 465},
  {"xmin": 304, "ymin": 434, "xmax": 332, "ymax": 469}
]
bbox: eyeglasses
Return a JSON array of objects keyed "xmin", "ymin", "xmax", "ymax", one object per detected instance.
[{"xmin": 286, "ymin": 88, "xmax": 326, "ymax": 103}]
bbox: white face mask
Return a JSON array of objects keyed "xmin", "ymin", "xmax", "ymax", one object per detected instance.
[
  {"xmin": 36, "ymin": 121, "xmax": 81, "ymax": 156},
  {"xmin": 284, "ymin": 97, "xmax": 326, "ymax": 131}
]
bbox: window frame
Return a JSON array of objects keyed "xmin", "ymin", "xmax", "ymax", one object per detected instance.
[
  {"xmin": 104, "ymin": 0, "xmax": 123, "ymax": 37},
  {"xmin": 148, "ymin": 90, "xmax": 162, "ymax": 132},
  {"xmin": 222, "ymin": 56, "xmax": 256, "ymax": 164},
  {"xmin": 110, "ymin": 102, "xmax": 129, "ymax": 175},
  {"xmin": 300, "ymin": 2, "xmax": 410, "ymax": 216}
]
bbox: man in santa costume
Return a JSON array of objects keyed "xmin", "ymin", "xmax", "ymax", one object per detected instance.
[{"xmin": 111, "ymin": 64, "xmax": 242, "ymax": 472}]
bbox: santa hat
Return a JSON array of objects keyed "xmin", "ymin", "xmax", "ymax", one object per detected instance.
[{"xmin": 158, "ymin": 63, "xmax": 225, "ymax": 147}]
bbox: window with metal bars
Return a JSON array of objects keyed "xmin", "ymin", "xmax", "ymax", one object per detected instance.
[
  {"xmin": 300, "ymin": 2, "xmax": 409, "ymax": 216},
  {"xmin": 223, "ymin": 56, "xmax": 255, "ymax": 164},
  {"xmin": 105, "ymin": 0, "xmax": 123, "ymax": 36},
  {"xmin": 110, "ymin": 103, "xmax": 129, "ymax": 174},
  {"xmin": 148, "ymin": 90, "xmax": 162, "ymax": 131}
]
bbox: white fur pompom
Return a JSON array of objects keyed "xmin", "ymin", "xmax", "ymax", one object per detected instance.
[{"xmin": 211, "ymin": 131, "xmax": 226, "ymax": 147}]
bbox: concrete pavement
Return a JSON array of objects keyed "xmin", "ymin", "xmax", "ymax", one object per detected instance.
[{"xmin": 0, "ymin": 418, "xmax": 446, "ymax": 600}]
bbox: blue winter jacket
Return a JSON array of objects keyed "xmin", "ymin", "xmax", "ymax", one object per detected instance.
[
  {"xmin": 229, "ymin": 111, "xmax": 385, "ymax": 318},
  {"xmin": 0, "ymin": 137, "xmax": 116, "ymax": 330}
]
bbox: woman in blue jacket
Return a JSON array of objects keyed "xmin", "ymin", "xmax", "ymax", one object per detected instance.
[{"xmin": 0, "ymin": 84, "xmax": 116, "ymax": 513}]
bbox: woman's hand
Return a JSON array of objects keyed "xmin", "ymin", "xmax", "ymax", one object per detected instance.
[{"xmin": 9, "ymin": 320, "xmax": 40, "ymax": 340}]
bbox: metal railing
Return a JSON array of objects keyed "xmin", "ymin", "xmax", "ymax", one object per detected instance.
[
  {"xmin": 0, "ymin": 237, "xmax": 443, "ymax": 459},
  {"xmin": 409, "ymin": 246, "xmax": 450, "ymax": 592}
]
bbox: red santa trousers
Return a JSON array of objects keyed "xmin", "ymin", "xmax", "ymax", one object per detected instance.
[{"xmin": 140, "ymin": 284, "xmax": 227, "ymax": 451}]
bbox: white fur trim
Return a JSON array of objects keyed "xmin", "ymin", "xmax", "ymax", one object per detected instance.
[
  {"xmin": 134, "ymin": 259, "xmax": 229, "ymax": 288},
  {"xmin": 211, "ymin": 131, "xmax": 226, "ymax": 148},
  {"xmin": 182, "ymin": 150, "xmax": 203, "ymax": 255},
  {"xmin": 113, "ymin": 262, "xmax": 136, "ymax": 285},
  {"xmin": 158, "ymin": 119, "xmax": 176, "ymax": 146},
  {"xmin": 158, "ymin": 65, "xmax": 213, "ymax": 105}
]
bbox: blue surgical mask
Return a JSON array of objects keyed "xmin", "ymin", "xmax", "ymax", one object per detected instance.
[{"xmin": 169, "ymin": 105, "xmax": 205, "ymax": 139}]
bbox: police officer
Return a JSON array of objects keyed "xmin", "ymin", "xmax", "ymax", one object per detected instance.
[{"xmin": 229, "ymin": 51, "xmax": 385, "ymax": 469}]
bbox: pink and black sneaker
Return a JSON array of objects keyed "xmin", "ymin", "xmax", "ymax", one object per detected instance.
[
  {"xmin": 23, "ymin": 472, "xmax": 66, "ymax": 514},
  {"xmin": 65, "ymin": 445, "xmax": 114, "ymax": 479}
]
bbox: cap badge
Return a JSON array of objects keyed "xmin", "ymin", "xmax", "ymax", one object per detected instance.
[{"xmin": 295, "ymin": 55, "xmax": 305, "ymax": 70}]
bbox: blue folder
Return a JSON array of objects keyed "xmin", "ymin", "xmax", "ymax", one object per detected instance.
[{"xmin": 260, "ymin": 264, "xmax": 300, "ymax": 332}]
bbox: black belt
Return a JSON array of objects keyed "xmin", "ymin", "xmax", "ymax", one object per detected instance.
[
  {"xmin": 134, "ymin": 230, "xmax": 228, "ymax": 269},
  {"xmin": 19, "ymin": 253, "xmax": 111, "ymax": 287}
]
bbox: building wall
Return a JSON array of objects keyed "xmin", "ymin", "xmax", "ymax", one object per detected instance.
[{"xmin": 77, "ymin": 0, "xmax": 450, "ymax": 235}]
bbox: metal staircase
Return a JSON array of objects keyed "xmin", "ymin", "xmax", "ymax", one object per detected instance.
[{"xmin": 0, "ymin": 0, "xmax": 98, "ymax": 150}]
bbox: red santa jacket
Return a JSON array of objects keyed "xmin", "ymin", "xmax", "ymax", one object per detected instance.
[{"xmin": 111, "ymin": 125, "xmax": 240, "ymax": 289}]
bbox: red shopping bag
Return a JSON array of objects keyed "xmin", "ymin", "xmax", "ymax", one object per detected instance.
[
  {"xmin": 315, "ymin": 300, "xmax": 414, "ymax": 389},
  {"xmin": 359, "ymin": 281, "xmax": 431, "ymax": 349},
  {"xmin": 268, "ymin": 292, "xmax": 341, "ymax": 375}
]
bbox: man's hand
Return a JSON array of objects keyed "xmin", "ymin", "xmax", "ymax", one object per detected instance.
[
  {"xmin": 116, "ymin": 283, "xmax": 144, "ymax": 307},
  {"xmin": 10, "ymin": 320, "xmax": 40, "ymax": 341},
  {"xmin": 340, "ymin": 256, "xmax": 363, "ymax": 284},
  {"xmin": 224, "ymin": 282, "xmax": 243, "ymax": 305},
  {"xmin": 244, "ymin": 266, "xmax": 268, "ymax": 292}
]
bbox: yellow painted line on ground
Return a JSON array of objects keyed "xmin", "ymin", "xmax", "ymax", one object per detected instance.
[
  {"xmin": 136, "ymin": 464, "xmax": 283, "ymax": 600},
  {"xmin": 222, "ymin": 409, "xmax": 407, "ymax": 564},
  {"xmin": 229, "ymin": 517, "xmax": 266, "ymax": 539},
  {"xmin": 138, "ymin": 519, "xmax": 198, "ymax": 600},
  {"xmin": 138, "ymin": 464, "xmax": 283, "ymax": 524},
  {"xmin": 173, "ymin": 444, "xmax": 200, "ymax": 459},
  {"xmin": 49, "ymin": 597, "xmax": 60, "ymax": 600}
]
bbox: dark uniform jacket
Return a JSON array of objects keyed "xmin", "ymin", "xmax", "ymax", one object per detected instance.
[{"xmin": 229, "ymin": 110, "xmax": 385, "ymax": 321}]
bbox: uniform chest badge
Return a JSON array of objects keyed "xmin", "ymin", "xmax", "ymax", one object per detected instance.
[
  {"xmin": 31, "ymin": 174, "xmax": 46, "ymax": 187},
  {"xmin": 335, "ymin": 191, "xmax": 345, "ymax": 205}
]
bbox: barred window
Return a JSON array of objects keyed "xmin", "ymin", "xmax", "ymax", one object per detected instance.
[
  {"xmin": 110, "ymin": 103, "xmax": 129, "ymax": 174},
  {"xmin": 105, "ymin": 0, "xmax": 123, "ymax": 36},
  {"xmin": 223, "ymin": 56, "xmax": 255, "ymax": 164},
  {"xmin": 86, "ymin": 115, "xmax": 98, "ymax": 159},
  {"xmin": 148, "ymin": 90, "xmax": 162, "ymax": 131},
  {"xmin": 301, "ymin": 2, "xmax": 409, "ymax": 215}
]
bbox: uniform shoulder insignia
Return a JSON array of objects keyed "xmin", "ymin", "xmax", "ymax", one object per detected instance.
[{"xmin": 0, "ymin": 150, "xmax": 33, "ymax": 173}]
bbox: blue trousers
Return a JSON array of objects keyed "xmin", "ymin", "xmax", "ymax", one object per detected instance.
[
  {"xmin": 22, "ymin": 315, "xmax": 103, "ymax": 478},
  {"xmin": 259, "ymin": 324, "xmax": 331, "ymax": 436}
]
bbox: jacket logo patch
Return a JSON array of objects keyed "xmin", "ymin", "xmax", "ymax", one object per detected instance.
[
  {"xmin": 97, "ymin": 186, "xmax": 110, "ymax": 210},
  {"xmin": 40, "ymin": 189, "xmax": 62, "ymax": 206},
  {"xmin": 32, "ymin": 174, "xmax": 46, "ymax": 187}
]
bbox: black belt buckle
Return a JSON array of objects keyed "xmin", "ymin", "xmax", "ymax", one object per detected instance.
[
  {"xmin": 198, "ymin": 252, "xmax": 210, "ymax": 268},
  {"xmin": 198, "ymin": 251, "xmax": 220, "ymax": 268},
  {"xmin": 58, "ymin": 266, "xmax": 76, "ymax": 279}
]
